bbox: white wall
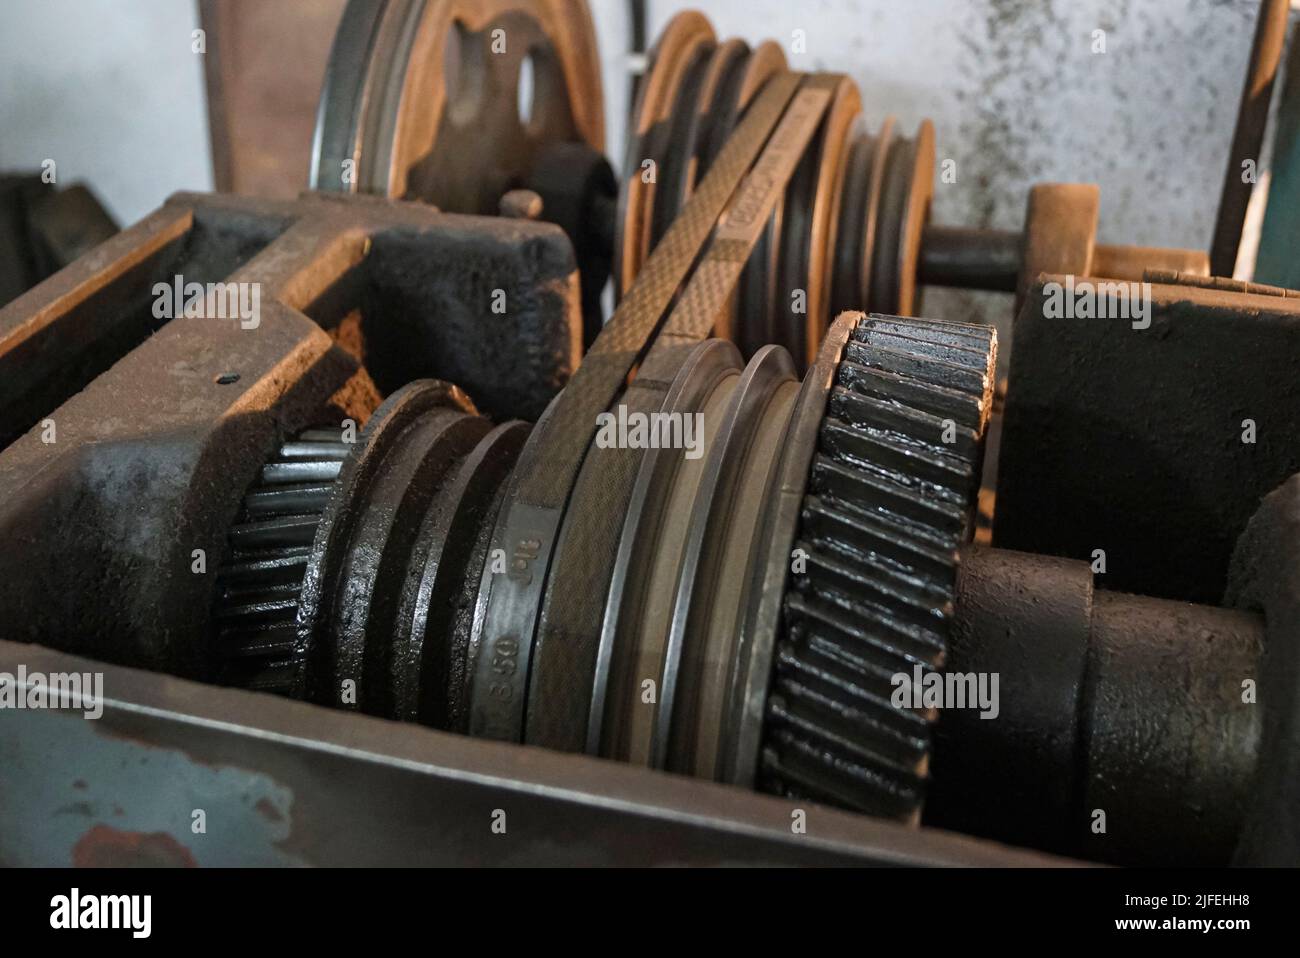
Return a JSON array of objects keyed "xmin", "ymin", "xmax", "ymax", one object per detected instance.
[
  {"xmin": 0, "ymin": 0, "xmax": 211, "ymax": 225},
  {"xmin": 0, "ymin": 1, "xmax": 1261, "ymax": 276}
]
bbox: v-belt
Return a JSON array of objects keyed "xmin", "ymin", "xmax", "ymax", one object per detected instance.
[{"xmin": 468, "ymin": 72, "xmax": 839, "ymax": 743}]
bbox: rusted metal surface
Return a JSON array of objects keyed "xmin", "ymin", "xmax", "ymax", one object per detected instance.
[
  {"xmin": 199, "ymin": 0, "xmax": 349, "ymax": 197},
  {"xmin": 0, "ymin": 191, "xmax": 580, "ymax": 678},
  {"xmin": 311, "ymin": 0, "xmax": 604, "ymax": 211},
  {"xmin": 1143, "ymin": 267, "xmax": 1300, "ymax": 299},
  {"xmin": 1090, "ymin": 242, "xmax": 1208, "ymax": 282},
  {"xmin": 1015, "ymin": 183, "xmax": 1097, "ymax": 316},
  {"xmin": 0, "ymin": 639, "xmax": 1067, "ymax": 867},
  {"xmin": 72, "ymin": 826, "xmax": 201, "ymax": 869}
]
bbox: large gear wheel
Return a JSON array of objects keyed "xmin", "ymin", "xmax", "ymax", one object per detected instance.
[{"xmin": 761, "ymin": 314, "xmax": 995, "ymax": 822}]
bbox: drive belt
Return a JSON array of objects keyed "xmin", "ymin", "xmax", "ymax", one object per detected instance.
[{"xmin": 468, "ymin": 72, "xmax": 838, "ymax": 742}]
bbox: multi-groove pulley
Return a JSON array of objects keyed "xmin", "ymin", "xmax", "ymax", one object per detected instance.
[{"xmin": 214, "ymin": 312, "xmax": 997, "ymax": 826}]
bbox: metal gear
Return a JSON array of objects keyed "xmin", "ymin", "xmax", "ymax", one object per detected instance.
[
  {"xmin": 216, "ymin": 381, "xmax": 528, "ymax": 728},
  {"xmin": 214, "ymin": 427, "xmax": 351, "ymax": 692},
  {"xmin": 212, "ymin": 312, "xmax": 995, "ymax": 828},
  {"xmin": 761, "ymin": 314, "xmax": 995, "ymax": 822}
]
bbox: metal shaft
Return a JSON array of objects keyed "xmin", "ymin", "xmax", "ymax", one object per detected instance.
[
  {"xmin": 916, "ymin": 226, "xmax": 1022, "ymax": 291},
  {"xmin": 917, "ymin": 225, "xmax": 1210, "ymax": 291},
  {"xmin": 927, "ymin": 545, "xmax": 1263, "ymax": 865}
]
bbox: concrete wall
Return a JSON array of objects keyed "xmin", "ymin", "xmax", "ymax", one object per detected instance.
[{"xmin": 0, "ymin": 0, "xmax": 1266, "ymax": 321}]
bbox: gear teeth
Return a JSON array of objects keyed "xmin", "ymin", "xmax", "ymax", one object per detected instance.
[
  {"xmin": 762, "ymin": 313, "xmax": 994, "ymax": 822},
  {"xmin": 809, "ymin": 453, "xmax": 968, "ymax": 538},
  {"xmin": 214, "ymin": 428, "xmax": 350, "ymax": 691}
]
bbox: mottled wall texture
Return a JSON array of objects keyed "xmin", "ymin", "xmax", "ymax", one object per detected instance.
[
  {"xmin": 0, "ymin": 0, "xmax": 1264, "ymax": 327},
  {"xmin": 613, "ymin": 0, "xmax": 1262, "ymax": 331}
]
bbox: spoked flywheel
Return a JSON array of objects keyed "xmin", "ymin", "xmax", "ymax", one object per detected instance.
[{"xmin": 311, "ymin": 0, "xmax": 604, "ymax": 214}]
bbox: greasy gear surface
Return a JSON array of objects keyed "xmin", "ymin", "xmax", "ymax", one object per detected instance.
[
  {"xmin": 761, "ymin": 314, "xmax": 995, "ymax": 822},
  {"xmin": 213, "ymin": 428, "xmax": 350, "ymax": 692}
]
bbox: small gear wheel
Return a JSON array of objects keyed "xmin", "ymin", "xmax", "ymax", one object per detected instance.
[{"xmin": 213, "ymin": 427, "xmax": 352, "ymax": 692}]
